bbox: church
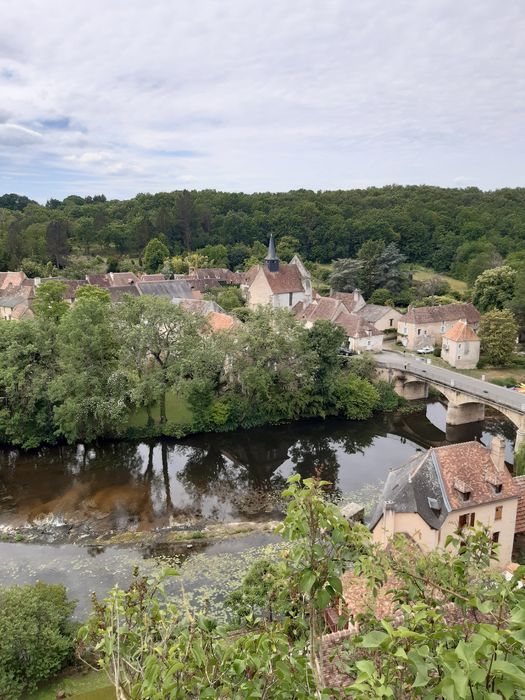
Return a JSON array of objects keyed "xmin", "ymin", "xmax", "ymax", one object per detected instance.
[{"xmin": 244, "ymin": 235, "xmax": 313, "ymax": 309}]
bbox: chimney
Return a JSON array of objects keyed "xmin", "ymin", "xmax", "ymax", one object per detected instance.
[
  {"xmin": 353, "ymin": 288, "xmax": 361, "ymax": 303},
  {"xmin": 490, "ymin": 436, "xmax": 506, "ymax": 472}
]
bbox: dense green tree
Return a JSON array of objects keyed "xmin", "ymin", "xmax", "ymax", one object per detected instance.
[
  {"xmin": 479, "ymin": 309, "xmax": 518, "ymax": 366},
  {"xmin": 0, "ymin": 321, "xmax": 57, "ymax": 448},
  {"xmin": 368, "ymin": 287, "xmax": 394, "ymax": 305},
  {"xmin": 0, "ymin": 583, "xmax": 75, "ymax": 700},
  {"xmin": 276, "ymin": 235, "xmax": 300, "ymax": 261},
  {"xmin": 51, "ymin": 286, "xmax": 129, "ymax": 442},
  {"xmin": 472, "ymin": 265, "xmax": 517, "ymax": 312},
  {"xmin": 142, "ymin": 237, "xmax": 169, "ymax": 273},
  {"xmin": 117, "ymin": 296, "xmax": 206, "ymax": 424},
  {"xmin": 45, "ymin": 219, "xmax": 70, "ymax": 268},
  {"xmin": 32, "ymin": 280, "xmax": 69, "ymax": 324}
]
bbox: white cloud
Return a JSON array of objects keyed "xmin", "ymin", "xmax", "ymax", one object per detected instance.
[
  {"xmin": 0, "ymin": 123, "xmax": 42, "ymax": 146},
  {"xmin": 1, "ymin": 0, "xmax": 525, "ymax": 199}
]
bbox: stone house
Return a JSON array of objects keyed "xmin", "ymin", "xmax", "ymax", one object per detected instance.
[
  {"xmin": 441, "ymin": 320, "xmax": 481, "ymax": 369},
  {"xmin": 0, "ymin": 294, "xmax": 33, "ymax": 321},
  {"xmin": 370, "ymin": 438, "xmax": 519, "ymax": 567},
  {"xmin": 357, "ymin": 303, "xmax": 404, "ymax": 332},
  {"xmin": 294, "ymin": 296, "xmax": 384, "ymax": 353},
  {"xmin": 397, "ymin": 302, "xmax": 480, "ymax": 350},
  {"xmin": 244, "ymin": 236, "xmax": 313, "ymax": 309}
]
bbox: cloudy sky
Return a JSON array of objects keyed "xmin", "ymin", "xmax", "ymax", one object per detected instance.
[{"xmin": 1, "ymin": 0, "xmax": 524, "ymax": 201}]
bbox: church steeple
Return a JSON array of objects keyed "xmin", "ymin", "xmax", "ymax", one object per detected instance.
[{"xmin": 265, "ymin": 234, "xmax": 279, "ymax": 272}]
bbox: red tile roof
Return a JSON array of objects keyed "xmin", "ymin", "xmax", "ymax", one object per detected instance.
[
  {"xmin": 334, "ymin": 311, "xmax": 382, "ymax": 338},
  {"xmin": 207, "ymin": 312, "xmax": 239, "ymax": 332},
  {"xmin": 331, "ymin": 291, "xmax": 365, "ymax": 312},
  {"xmin": 405, "ymin": 302, "xmax": 480, "ymax": 325},
  {"xmin": 433, "ymin": 442, "xmax": 518, "ymax": 510},
  {"xmin": 443, "ymin": 320, "xmax": 480, "ymax": 343},
  {"xmin": 514, "ymin": 476, "xmax": 525, "ymax": 533},
  {"xmin": 260, "ymin": 263, "xmax": 305, "ymax": 294}
]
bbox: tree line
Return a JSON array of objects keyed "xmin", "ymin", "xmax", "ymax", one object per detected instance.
[
  {"xmin": 0, "ymin": 282, "xmax": 400, "ymax": 449},
  {"xmin": 2, "ymin": 185, "xmax": 525, "ymax": 277}
]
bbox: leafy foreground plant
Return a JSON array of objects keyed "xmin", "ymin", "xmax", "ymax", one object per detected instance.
[
  {"xmin": 0, "ymin": 582, "xmax": 76, "ymax": 700},
  {"xmin": 79, "ymin": 477, "xmax": 525, "ymax": 699}
]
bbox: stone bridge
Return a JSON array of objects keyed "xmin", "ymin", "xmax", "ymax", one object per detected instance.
[{"xmin": 376, "ymin": 351, "xmax": 525, "ymax": 453}]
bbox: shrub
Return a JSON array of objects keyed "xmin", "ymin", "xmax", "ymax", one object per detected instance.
[
  {"xmin": 335, "ymin": 375, "xmax": 380, "ymax": 420},
  {"xmin": 344, "ymin": 353, "xmax": 376, "ymax": 381},
  {"xmin": 374, "ymin": 380, "xmax": 400, "ymax": 412},
  {"xmin": 433, "ymin": 346, "xmax": 441, "ymax": 357},
  {"xmin": 490, "ymin": 376, "xmax": 519, "ymax": 388},
  {"xmin": 0, "ymin": 582, "xmax": 76, "ymax": 700},
  {"xmin": 515, "ymin": 443, "xmax": 525, "ymax": 476},
  {"xmin": 383, "ymin": 327, "xmax": 398, "ymax": 335}
]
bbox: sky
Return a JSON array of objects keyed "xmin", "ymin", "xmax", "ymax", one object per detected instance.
[{"xmin": 1, "ymin": 0, "xmax": 525, "ymax": 202}]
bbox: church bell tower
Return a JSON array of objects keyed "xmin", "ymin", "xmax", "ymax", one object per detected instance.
[{"xmin": 265, "ymin": 234, "xmax": 279, "ymax": 272}]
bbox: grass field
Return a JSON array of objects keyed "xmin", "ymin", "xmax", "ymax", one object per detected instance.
[
  {"xmin": 127, "ymin": 391, "xmax": 193, "ymax": 428},
  {"xmin": 25, "ymin": 670, "xmax": 114, "ymax": 700},
  {"xmin": 410, "ymin": 267, "xmax": 468, "ymax": 293}
]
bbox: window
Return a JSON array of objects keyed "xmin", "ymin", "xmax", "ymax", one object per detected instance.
[
  {"xmin": 494, "ymin": 484, "xmax": 502, "ymax": 494},
  {"xmin": 459, "ymin": 490, "xmax": 471, "ymax": 502},
  {"xmin": 458, "ymin": 513, "xmax": 475, "ymax": 529},
  {"xmin": 495, "ymin": 505, "xmax": 503, "ymax": 521},
  {"xmin": 492, "ymin": 531, "xmax": 500, "ymax": 544},
  {"xmin": 441, "ymin": 323, "xmax": 445, "ymax": 332},
  {"xmin": 288, "ymin": 292, "xmax": 293, "ymax": 306},
  {"xmin": 417, "ymin": 328, "xmax": 421, "ymax": 335},
  {"xmin": 389, "ymin": 318, "xmax": 393, "ymax": 327}
]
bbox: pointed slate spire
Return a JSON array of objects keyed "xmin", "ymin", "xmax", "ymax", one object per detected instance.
[{"xmin": 265, "ymin": 234, "xmax": 279, "ymax": 272}]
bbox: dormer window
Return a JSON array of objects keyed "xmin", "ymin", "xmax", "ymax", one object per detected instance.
[
  {"xmin": 494, "ymin": 484, "xmax": 502, "ymax": 495},
  {"xmin": 454, "ymin": 478, "xmax": 471, "ymax": 502},
  {"xmin": 427, "ymin": 497, "xmax": 441, "ymax": 514}
]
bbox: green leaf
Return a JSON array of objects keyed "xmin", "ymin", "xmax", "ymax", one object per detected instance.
[
  {"xmin": 299, "ymin": 570, "xmax": 316, "ymax": 594},
  {"xmin": 361, "ymin": 630, "xmax": 388, "ymax": 648},
  {"xmin": 328, "ymin": 576, "xmax": 342, "ymax": 596},
  {"xmin": 451, "ymin": 667, "xmax": 468, "ymax": 697},
  {"xmin": 491, "ymin": 660, "xmax": 525, "ymax": 688}
]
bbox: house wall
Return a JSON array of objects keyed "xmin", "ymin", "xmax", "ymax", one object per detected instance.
[
  {"xmin": 439, "ymin": 499, "xmax": 518, "ymax": 567},
  {"xmin": 348, "ymin": 334, "xmax": 383, "ymax": 353},
  {"xmin": 442, "ymin": 339, "xmax": 480, "ymax": 370},
  {"xmin": 272, "ymin": 291, "xmax": 306, "ymax": 309},
  {"xmin": 246, "ymin": 270, "xmax": 272, "ymax": 308},
  {"xmin": 0, "ymin": 305, "xmax": 12, "ymax": 320},
  {"xmin": 373, "ymin": 308, "xmax": 404, "ymax": 332},
  {"xmin": 372, "ymin": 497, "xmax": 518, "ymax": 567},
  {"xmin": 398, "ymin": 319, "xmax": 479, "ymax": 350},
  {"xmin": 372, "ymin": 512, "xmax": 440, "ymax": 550}
]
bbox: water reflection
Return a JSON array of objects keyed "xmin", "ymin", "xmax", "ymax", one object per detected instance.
[{"xmin": 0, "ymin": 402, "xmax": 516, "ymax": 534}]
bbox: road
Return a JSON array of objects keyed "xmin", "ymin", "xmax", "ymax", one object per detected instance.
[{"xmin": 376, "ymin": 350, "xmax": 525, "ymax": 415}]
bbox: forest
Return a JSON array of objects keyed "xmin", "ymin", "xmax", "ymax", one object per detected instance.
[{"xmin": 1, "ymin": 186, "xmax": 525, "ymax": 282}]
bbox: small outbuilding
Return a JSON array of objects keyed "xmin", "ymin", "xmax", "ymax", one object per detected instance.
[{"xmin": 441, "ymin": 319, "xmax": 480, "ymax": 369}]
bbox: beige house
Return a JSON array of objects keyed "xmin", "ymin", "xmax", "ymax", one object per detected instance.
[
  {"xmin": 370, "ymin": 439, "xmax": 519, "ymax": 567},
  {"xmin": 397, "ymin": 302, "xmax": 480, "ymax": 350},
  {"xmin": 0, "ymin": 294, "xmax": 33, "ymax": 321},
  {"xmin": 441, "ymin": 320, "xmax": 480, "ymax": 369},
  {"xmin": 294, "ymin": 296, "xmax": 383, "ymax": 353},
  {"xmin": 357, "ymin": 304, "xmax": 403, "ymax": 332},
  {"xmin": 245, "ymin": 236, "xmax": 312, "ymax": 309}
]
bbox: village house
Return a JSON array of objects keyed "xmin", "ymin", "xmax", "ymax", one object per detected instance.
[
  {"xmin": 294, "ymin": 295, "xmax": 384, "ymax": 353},
  {"xmin": 356, "ymin": 303, "xmax": 404, "ymax": 332},
  {"xmin": 370, "ymin": 438, "xmax": 519, "ymax": 567},
  {"xmin": 441, "ymin": 319, "xmax": 481, "ymax": 369},
  {"xmin": 244, "ymin": 235, "xmax": 313, "ymax": 309},
  {"xmin": 0, "ymin": 294, "xmax": 34, "ymax": 320},
  {"xmin": 397, "ymin": 302, "xmax": 480, "ymax": 350}
]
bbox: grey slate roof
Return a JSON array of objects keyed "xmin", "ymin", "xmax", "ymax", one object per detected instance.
[
  {"xmin": 369, "ymin": 451, "xmax": 449, "ymax": 531},
  {"xmin": 357, "ymin": 304, "xmax": 395, "ymax": 323},
  {"xmin": 0, "ymin": 294, "xmax": 27, "ymax": 308},
  {"xmin": 136, "ymin": 280, "xmax": 194, "ymax": 299}
]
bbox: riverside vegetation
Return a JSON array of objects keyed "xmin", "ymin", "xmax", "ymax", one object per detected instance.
[
  {"xmin": 3, "ymin": 476, "xmax": 521, "ymax": 699},
  {"xmin": 0, "ymin": 281, "xmax": 404, "ymax": 450}
]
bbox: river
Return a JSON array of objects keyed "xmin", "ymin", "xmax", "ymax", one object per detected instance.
[{"xmin": 0, "ymin": 401, "xmax": 518, "ymax": 616}]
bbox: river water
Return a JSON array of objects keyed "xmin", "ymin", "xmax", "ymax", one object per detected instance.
[{"xmin": 0, "ymin": 401, "xmax": 517, "ymax": 615}]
